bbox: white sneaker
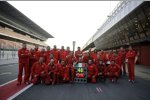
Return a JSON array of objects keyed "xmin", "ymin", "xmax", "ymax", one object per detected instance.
[
  {"xmin": 128, "ymin": 80, "xmax": 131, "ymax": 82},
  {"xmin": 112, "ymin": 79, "xmax": 114, "ymax": 82}
]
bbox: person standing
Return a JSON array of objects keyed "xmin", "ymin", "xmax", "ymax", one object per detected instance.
[
  {"xmin": 33, "ymin": 44, "xmax": 40, "ymax": 62},
  {"xmin": 17, "ymin": 43, "xmax": 30, "ymax": 85},
  {"xmin": 66, "ymin": 46, "xmax": 71, "ymax": 56},
  {"xmin": 29, "ymin": 48, "xmax": 36, "ymax": 81},
  {"xmin": 59, "ymin": 46, "xmax": 67, "ymax": 62},
  {"xmin": 51, "ymin": 45, "xmax": 59, "ymax": 63},
  {"xmin": 75, "ymin": 47, "xmax": 82, "ymax": 60},
  {"xmin": 126, "ymin": 45, "xmax": 136, "ymax": 83},
  {"xmin": 118, "ymin": 47, "xmax": 126, "ymax": 76},
  {"xmin": 40, "ymin": 48, "xmax": 47, "ymax": 63},
  {"xmin": 45, "ymin": 46, "xmax": 51, "ymax": 63}
]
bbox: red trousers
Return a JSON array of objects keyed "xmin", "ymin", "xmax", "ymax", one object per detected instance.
[
  {"xmin": 106, "ymin": 73, "xmax": 119, "ymax": 81},
  {"xmin": 87, "ymin": 74, "xmax": 97, "ymax": 83},
  {"xmin": 68, "ymin": 65, "xmax": 75, "ymax": 82},
  {"xmin": 97, "ymin": 72, "xmax": 106, "ymax": 80},
  {"xmin": 127, "ymin": 61, "xmax": 135, "ymax": 80},
  {"xmin": 18, "ymin": 62, "xmax": 29, "ymax": 83},
  {"xmin": 32, "ymin": 73, "xmax": 47, "ymax": 85},
  {"xmin": 120, "ymin": 62, "xmax": 126, "ymax": 75},
  {"xmin": 122, "ymin": 62, "xmax": 126, "ymax": 74},
  {"xmin": 28, "ymin": 61, "xmax": 35, "ymax": 81},
  {"xmin": 45, "ymin": 72, "xmax": 57, "ymax": 85},
  {"xmin": 57, "ymin": 73, "xmax": 70, "ymax": 83}
]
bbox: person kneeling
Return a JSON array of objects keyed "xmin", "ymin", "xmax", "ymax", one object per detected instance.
[
  {"xmin": 105, "ymin": 60, "xmax": 120, "ymax": 83},
  {"xmin": 87, "ymin": 59, "xmax": 98, "ymax": 83},
  {"xmin": 31, "ymin": 57, "xmax": 47, "ymax": 85},
  {"xmin": 57, "ymin": 60, "xmax": 70, "ymax": 83},
  {"xmin": 45, "ymin": 59, "xmax": 57, "ymax": 85},
  {"xmin": 97, "ymin": 60, "xmax": 107, "ymax": 82}
]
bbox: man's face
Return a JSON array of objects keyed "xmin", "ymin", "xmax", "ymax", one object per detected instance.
[
  {"xmin": 54, "ymin": 45, "xmax": 57, "ymax": 49},
  {"xmin": 129, "ymin": 46, "xmax": 132, "ymax": 51},
  {"xmin": 94, "ymin": 50, "xmax": 97, "ymax": 53},
  {"xmin": 41, "ymin": 49, "xmax": 45, "ymax": 53},
  {"xmin": 78, "ymin": 47, "xmax": 80, "ymax": 51},
  {"xmin": 97, "ymin": 54, "xmax": 100, "ymax": 59},
  {"xmin": 88, "ymin": 60, "xmax": 92, "ymax": 65},
  {"xmin": 99, "ymin": 61, "xmax": 102, "ymax": 65},
  {"xmin": 111, "ymin": 61, "xmax": 115, "ymax": 65},
  {"xmin": 61, "ymin": 46, "xmax": 64, "ymax": 50},
  {"xmin": 67, "ymin": 47, "xmax": 70, "ymax": 51},
  {"xmin": 70, "ymin": 51, "xmax": 73, "ymax": 56},
  {"xmin": 39, "ymin": 57, "xmax": 43, "ymax": 63},
  {"xmin": 120, "ymin": 47, "xmax": 123, "ymax": 51},
  {"xmin": 61, "ymin": 61, "xmax": 65, "ymax": 66},
  {"xmin": 78, "ymin": 57, "xmax": 82, "ymax": 62},
  {"xmin": 47, "ymin": 46, "xmax": 50, "ymax": 51},
  {"xmin": 35, "ymin": 45, "xmax": 38, "ymax": 49},
  {"xmin": 30, "ymin": 48, "xmax": 34, "ymax": 53},
  {"xmin": 86, "ymin": 53, "xmax": 90, "ymax": 57},
  {"xmin": 50, "ymin": 59, "xmax": 54, "ymax": 65},
  {"xmin": 89, "ymin": 48, "xmax": 91, "ymax": 52},
  {"xmin": 50, "ymin": 54, "xmax": 53, "ymax": 58},
  {"xmin": 22, "ymin": 43, "xmax": 26, "ymax": 49}
]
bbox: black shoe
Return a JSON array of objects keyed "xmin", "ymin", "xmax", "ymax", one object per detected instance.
[
  {"xmin": 17, "ymin": 82, "xmax": 21, "ymax": 86},
  {"xmin": 123, "ymin": 72, "xmax": 126, "ymax": 76}
]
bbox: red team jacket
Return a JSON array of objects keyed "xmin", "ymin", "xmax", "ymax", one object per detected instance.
[
  {"xmin": 87, "ymin": 64, "xmax": 98, "ymax": 77},
  {"xmin": 126, "ymin": 50, "xmax": 136, "ymax": 62},
  {"xmin": 51, "ymin": 49, "xmax": 59, "ymax": 61},
  {"xmin": 18, "ymin": 48, "xmax": 30, "ymax": 63},
  {"xmin": 31, "ymin": 62, "xmax": 47, "ymax": 76},
  {"xmin": 59, "ymin": 49, "xmax": 67, "ymax": 61},
  {"xmin": 75, "ymin": 50, "xmax": 82, "ymax": 60},
  {"xmin": 106, "ymin": 64, "xmax": 120, "ymax": 75},
  {"xmin": 34, "ymin": 48, "xmax": 41, "ymax": 62}
]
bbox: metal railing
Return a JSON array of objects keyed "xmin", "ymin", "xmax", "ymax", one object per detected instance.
[
  {"xmin": 0, "ymin": 50, "xmax": 18, "ymax": 60},
  {"xmin": 83, "ymin": 0, "xmax": 144, "ymax": 51}
]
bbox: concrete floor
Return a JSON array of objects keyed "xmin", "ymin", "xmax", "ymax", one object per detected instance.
[{"xmin": 0, "ymin": 63, "xmax": 150, "ymax": 100}]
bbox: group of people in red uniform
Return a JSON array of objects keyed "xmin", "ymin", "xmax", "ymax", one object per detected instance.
[{"xmin": 17, "ymin": 43, "xmax": 137, "ymax": 85}]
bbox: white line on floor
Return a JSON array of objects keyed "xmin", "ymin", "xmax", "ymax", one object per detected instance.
[
  {"xmin": 0, "ymin": 75, "xmax": 24, "ymax": 87},
  {"xmin": 0, "ymin": 78, "xmax": 17, "ymax": 87},
  {"xmin": 7, "ymin": 84, "xmax": 33, "ymax": 100},
  {"xmin": 0, "ymin": 72, "xmax": 12, "ymax": 76}
]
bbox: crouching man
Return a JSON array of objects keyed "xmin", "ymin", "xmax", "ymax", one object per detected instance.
[
  {"xmin": 87, "ymin": 59, "xmax": 98, "ymax": 83},
  {"xmin": 97, "ymin": 60, "xmax": 107, "ymax": 81},
  {"xmin": 31, "ymin": 57, "xmax": 47, "ymax": 85},
  {"xmin": 57, "ymin": 60, "xmax": 70, "ymax": 83},
  {"xmin": 105, "ymin": 60, "xmax": 120, "ymax": 82},
  {"xmin": 45, "ymin": 59, "xmax": 57, "ymax": 85}
]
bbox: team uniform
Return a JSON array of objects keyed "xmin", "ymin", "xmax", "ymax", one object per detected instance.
[
  {"xmin": 105, "ymin": 63, "xmax": 120, "ymax": 82},
  {"xmin": 56, "ymin": 64, "xmax": 70, "ymax": 83},
  {"xmin": 45, "ymin": 63, "xmax": 58, "ymax": 85},
  {"xmin": 87, "ymin": 63, "xmax": 98, "ymax": 83},
  {"xmin": 126, "ymin": 50, "xmax": 136, "ymax": 81},
  {"xmin": 18, "ymin": 48, "xmax": 30, "ymax": 84},
  {"xmin": 31, "ymin": 62, "xmax": 47, "ymax": 85}
]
